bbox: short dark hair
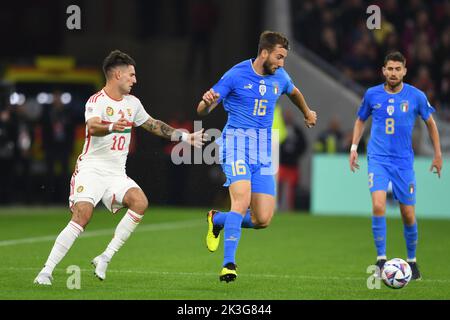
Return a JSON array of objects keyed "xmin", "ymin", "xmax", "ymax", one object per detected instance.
[
  {"xmin": 257, "ymin": 31, "xmax": 290, "ymax": 55},
  {"xmin": 102, "ymin": 50, "xmax": 136, "ymax": 78},
  {"xmin": 384, "ymin": 51, "xmax": 406, "ymax": 66}
]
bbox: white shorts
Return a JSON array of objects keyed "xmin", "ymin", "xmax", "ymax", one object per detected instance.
[{"xmin": 69, "ymin": 169, "xmax": 141, "ymax": 214}]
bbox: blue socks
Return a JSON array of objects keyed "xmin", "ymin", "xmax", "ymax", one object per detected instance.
[
  {"xmin": 223, "ymin": 211, "xmax": 243, "ymax": 266},
  {"xmin": 213, "ymin": 209, "xmax": 254, "ymax": 228},
  {"xmin": 241, "ymin": 209, "xmax": 254, "ymax": 228},
  {"xmin": 404, "ymin": 222, "xmax": 418, "ymax": 261},
  {"xmin": 212, "ymin": 211, "xmax": 227, "ymax": 226},
  {"xmin": 372, "ymin": 216, "xmax": 387, "ymax": 259},
  {"xmin": 372, "ymin": 216, "xmax": 418, "ymax": 261}
]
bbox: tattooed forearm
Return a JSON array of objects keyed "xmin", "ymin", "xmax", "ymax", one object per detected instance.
[
  {"xmin": 160, "ymin": 122, "xmax": 174, "ymax": 138},
  {"xmin": 141, "ymin": 118, "xmax": 176, "ymax": 140}
]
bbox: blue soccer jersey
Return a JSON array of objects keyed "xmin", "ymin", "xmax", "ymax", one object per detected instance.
[
  {"xmin": 213, "ymin": 59, "xmax": 295, "ymax": 130},
  {"xmin": 212, "ymin": 59, "xmax": 295, "ymax": 195},
  {"xmin": 357, "ymin": 83, "xmax": 435, "ymax": 204},
  {"xmin": 357, "ymin": 83, "xmax": 435, "ymax": 169}
]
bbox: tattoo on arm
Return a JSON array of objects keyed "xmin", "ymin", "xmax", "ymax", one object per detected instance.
[{"xmin": 141, "ymin": 117, "xmax": 176, "ymax": 139}]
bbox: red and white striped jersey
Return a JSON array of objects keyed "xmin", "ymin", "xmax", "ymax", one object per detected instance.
[{"xmin": 76, "ymin": 89, "xmax": 150, "ymax": 175}]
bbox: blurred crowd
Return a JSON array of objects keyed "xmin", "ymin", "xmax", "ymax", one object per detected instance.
[
  {"xmin": 292, "ymin": 0, "xmax": 450, "ymax": 121},
  {"xmin": 0, "ymin": 91, "xmax": 79, "ymax": 204}
]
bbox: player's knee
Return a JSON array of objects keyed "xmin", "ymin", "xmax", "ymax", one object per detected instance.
[
  {"xmin": 71, "ymin": 203, "xmax": 93, "ymax": 228},
  {"xmin": 254, "ymin": 222, "xmax": 269, "ymax": 229},
  {"xmin": 124, "ymin": 189, "xmax": 148, "ymax": 214},
  {"xmin": 131, "ymin": 195, "xmax": 148, "ymax": 214},
  {"xmin": 253, "ymin": 213, "xmax": 273, "ymax": 229},
  {"xmin": 400, "ymin": 208, "xmax": 415, "ymax": 223},
  {"xmin": 231, "ymin": 202, "xmax": 250, "ymax": 215},
  {"xmin": 373, "ymin": 202, "xmax": 386, "ymax": 215}
]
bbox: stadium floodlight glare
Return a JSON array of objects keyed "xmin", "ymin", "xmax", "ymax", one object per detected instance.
[
  {"xmin": 37, "ymin": 92, "xmax": 54, "ymax": 104},
  {"xmin": 9, "ymin": 92, "xmax": 26, "ymax": 105},
  {"xmin": 61, "ymin": 92, "xmax": 72, "ymax": 104},
  {"xmin": 9, "ymin": 92, "xmax": 20, "ymax": 105},
  {"xmin": 37, "ymin": 92, "xmax": 48, "ymax": 104}
]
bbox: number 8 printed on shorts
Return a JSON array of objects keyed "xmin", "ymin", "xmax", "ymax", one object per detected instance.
[{"xmin": 368, "ymin": 173, "xmax": 374, "ymax": 188}]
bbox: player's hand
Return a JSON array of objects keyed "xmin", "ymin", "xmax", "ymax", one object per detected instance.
[
  {"xmin": 188, "ymin": 128, "xmax": 208, "ymax": 148},
  {"xmin": 349, "ymin": 150, "xmax": 360, "ymax": 172},
  {"xmin": 113, "ymin": 118, "xmax": 128, "ymax": 132},
  {"xmin": 430, "ymin": 155, "xmax": 442, "ymax": 178},
  {"xmin": 202, "ymin": 89, "xmax": 220, "ymax": 107},
  {"xmin": 304, "ymin": 110, "xmax": 317, "ymax": 128}
]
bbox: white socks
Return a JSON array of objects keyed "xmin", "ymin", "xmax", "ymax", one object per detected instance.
[
  {"xmin": 42, "ymin": 221, "xmax": 84, "ymax": 274},
  {"xmin": 102, "ymin": 209, "xmax": 143, "ymax": 261},
  {"xmin": 40, "ymin": 210, "xmax": 143, "ymax": 275}
]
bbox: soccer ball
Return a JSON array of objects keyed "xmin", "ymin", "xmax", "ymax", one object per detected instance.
[{"xmin": 381, "ymin": 258, "xmax": 412, "ymax": 289}]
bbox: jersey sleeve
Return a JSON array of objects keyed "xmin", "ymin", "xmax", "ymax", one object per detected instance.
[
  {"xmin": 85, "ymin": 100, "xmax": 103, "ymax": 122},
  {"xmin": 357, "ymin": 91, "xmax": 372, "ymax": 121},
  {"xmin": 133, "ymin": 98, "xmax": 151, "ymax": 127},
  {"xmin": 417, "ymin": 90, "xmax": 435, "ymax": 121},
  {"xmin": 211, "ymin": 68, "xmax": 235, "ymax": 104},
  {"xmin": 281, "ymin": 69, "xmax": 295, "ymax": 95}
]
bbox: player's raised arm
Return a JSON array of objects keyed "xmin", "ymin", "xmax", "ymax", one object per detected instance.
[
  {"xmin": 349, "ymin": 118, "xmax": 366, "ymax": 172},
  {"xmin": 424, "ymin": 115, "xmax": 443, "ymax": 178},
  {"xmin": 197, "ymin": 88, "xmax": 220, "ymax": 116},
  {"xmin": 287, "ymin": 86, "xmax": 317, "ymax": 128},
  {"xmin": 87, "ymin": 117, "xmax": 128, "ymax": 136},
  {"xmin": 140, "ymin": 116, "xmax": 207, "ymax": 148}
]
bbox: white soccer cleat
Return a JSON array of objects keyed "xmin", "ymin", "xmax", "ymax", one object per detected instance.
[
  {"xmin": 34, "ymin": 272, "xmax": 53, "ymax": 285},
  {"xmin": 91, "ymin": 254, "xmax": 110, "ymax": 281}
]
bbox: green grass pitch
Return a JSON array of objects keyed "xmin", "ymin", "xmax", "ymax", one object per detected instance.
[{"xmin": 0, "ymin": 207, "xmax": 449, "ymax": 300}]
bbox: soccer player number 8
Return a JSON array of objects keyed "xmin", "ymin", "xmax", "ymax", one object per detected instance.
[{"xmin": 385, "ymin": 118, "xmax": 395, "ymax": 134}]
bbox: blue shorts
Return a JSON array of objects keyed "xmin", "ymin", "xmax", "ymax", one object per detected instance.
[
  {"xmin": 368, "ymin": 160, "xmax": 416, "ymax": 205},
  {"xmin": 221, "ymin": 161, "xmax": 276, "ymax": 196}
]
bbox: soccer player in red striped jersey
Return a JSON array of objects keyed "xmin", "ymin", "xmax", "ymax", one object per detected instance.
[{"xmin": 34, "ymin": 50, "xmax": 206, "ymax": 285}]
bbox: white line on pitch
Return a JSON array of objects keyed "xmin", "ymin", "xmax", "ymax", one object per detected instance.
[
  {"xmin": 0, "ymin": 219, "xmax": 202, "ymax": 247},
  {"xmin": 1, "ymin": 267, "xmax": 450, "ymax": 283}
]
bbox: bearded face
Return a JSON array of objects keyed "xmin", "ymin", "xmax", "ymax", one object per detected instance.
[{"xmin": 261, "ymin": 45, "xmax": 288, "ymax": 75}]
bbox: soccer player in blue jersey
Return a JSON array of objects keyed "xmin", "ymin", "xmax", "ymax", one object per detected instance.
[
  {"xmin": 349, "ymin": 52, "xmax": 442, "ymax": 280},
  {"xmin": 197, "ymin": 31, "xmax": 317, "ymax": 282}
]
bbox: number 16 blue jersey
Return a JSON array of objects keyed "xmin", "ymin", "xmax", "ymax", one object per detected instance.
[{"xmin": 211, "ymin": 59, "xmax": 295, "ymax": 195}]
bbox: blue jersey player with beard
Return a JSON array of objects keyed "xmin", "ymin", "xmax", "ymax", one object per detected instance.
[
  {"xmin": 197, "ymin": 31, "xmax": 317, "ymax": 282},
  {"xmin": 349, "ymin": 52, "xmax": 443, "ymax": 280}
]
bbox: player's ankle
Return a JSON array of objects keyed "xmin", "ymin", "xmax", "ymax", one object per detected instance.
[{"xmin": 42, "ymin": 265, "xmax": 54, "ymax": 275}]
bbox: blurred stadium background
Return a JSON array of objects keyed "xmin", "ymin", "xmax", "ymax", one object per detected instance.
[{"xmin": 0, "ymin": 0, "xmax": 448, "ymax": 216}]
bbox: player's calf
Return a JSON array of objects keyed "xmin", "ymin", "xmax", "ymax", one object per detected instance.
[{"xmin": 251, "ymin": 210, "xmax": 274, "ymax": 229}]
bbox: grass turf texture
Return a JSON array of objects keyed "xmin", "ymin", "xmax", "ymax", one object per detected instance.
[{"xmin": 0, "ymin": 207, "xmax": 449, "ymax": 300}]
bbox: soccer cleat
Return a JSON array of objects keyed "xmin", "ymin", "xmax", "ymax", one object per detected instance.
[
  {"xmin": 408, "ymin": 262, "xmax": 422, "ymax": 280},
  {"xmin": 219, "ymin": 263, "xmax": 237, "ymax": 283},
  {"xmin": 34, "ymin": 272, "xmax": 53, "ymax": 286},
  {"xmin": 91, "ymin": 254, "xmax": 110, "ymax": 281},
  {"xmin": 206, "ymin": 210, "xmax": 222, "ymax": 252},
  {"xmin": 374, "ymin": 259, "xmax": 386, "ymax": 278}
]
